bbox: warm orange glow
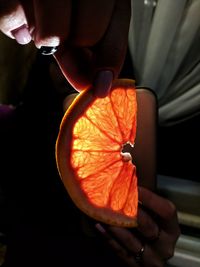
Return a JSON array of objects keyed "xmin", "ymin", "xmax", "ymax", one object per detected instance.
[{"xmin": 70, "ymin": 87, "xmax": 138, "ymax": 217}]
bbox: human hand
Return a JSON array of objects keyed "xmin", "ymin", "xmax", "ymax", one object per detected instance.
[
  {"xmin": 95, "ymin": 187, "xmax": 181, "ymax": 267},
  {"xmin": 0, "ymin": 0, "xmax": 131, "ymax": 97}
]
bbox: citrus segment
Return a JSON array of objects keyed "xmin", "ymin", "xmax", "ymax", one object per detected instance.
[
  {"xmin": 56, "ymin": 79, "xmax": 138, "ymax": 227},
  {"xmin": 109, "ymin": 163, "xmax": 137, "ymax": 216},
  {"xmin": 110, "ymin": 86, "xmax": 137, "ymax": 143},
  {"xmin": 72, "ymin": 115, "xmax": 120, "ymax": 152},
  {"xmin": 72, "ymin": 150, "xmax": 121, "ymax": 179},
  {"xmin": 85, "ymin": 96, "xmax": 123, "ymax": 144},
  {"xmin": 80, "ymin": 160, "xmax": 123, "ymax": 207}
]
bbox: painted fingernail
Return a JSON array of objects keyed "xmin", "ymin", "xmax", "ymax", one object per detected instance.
[
  {"xmin": 40, "ymin": 46, "xmax": 58, "ymax": 55},
  {"xmin": 95, "ymin": 223, "xmax": 112, "ymax": 241},
  {"xmin": 11, "ymin": 25, "xmax": 32, "ymax": 45},
  {"xmin": 95, "ymin": 223, "xmax": 107, "ymax": 234},
  {"xmin": 93, "ymin": 70, "xmax": 113, "ymax": 98}
]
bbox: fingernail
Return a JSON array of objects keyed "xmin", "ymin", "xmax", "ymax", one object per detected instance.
[
  {"xmin": 93, "ymin": 70, "xmax": 113, "ymax": 98},
  {"xmin": 40, "ymin": 46, "xmax": 58, "ymax": 56},
  {"xmin": 11, "ymin": 24, "xmax": 32, "ymax": 45},
  {"xmin": 95, "ymin": 223, "xmax": 107, "ymax": 234},
  {"xmin": 95, "ymin": 223, "xmax": 112, "ymax": 241}
]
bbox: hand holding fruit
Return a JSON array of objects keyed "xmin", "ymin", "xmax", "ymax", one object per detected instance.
[{"xmin": 96, "ymin": 187, "xmax": 180, "ymax": 267}]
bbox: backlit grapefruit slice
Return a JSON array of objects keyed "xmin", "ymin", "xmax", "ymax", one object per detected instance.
[{"xmin": 56, "ymin": 79, "xmax": 138, "ymax": 227}]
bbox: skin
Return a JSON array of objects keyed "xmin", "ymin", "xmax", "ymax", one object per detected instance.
[
  {"xmin": 0, "ymin": 0, "xmax": 131, "ymax": 97},
  {"xmin": 95, "ymin": 187, "xmax": 180, "ymax": 267},
  {"xmin": 0, "ymin": 1, "xmax": 181, "ymax": 266}
]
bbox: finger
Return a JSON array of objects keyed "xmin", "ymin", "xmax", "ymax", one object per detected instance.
[
  {"xmin": 49, "ymin": 61, "xmax": 78, "ymax": 111},
  {"xmin": 95, "ymin": 223, "xmax": 138, "ymax": 267},
  {"xmin": 33, "ymin": 0, "xmax": 71, "ymax": 47},
  {"xmin": 55, "ymin": 45, "xmax": 113, "ymax": 97},
  {"xmin": 137, "ymin": 210, "xmax": 177, "ymax": 262},
  {"xmin": 137, "ymin": 207, "xmax": 160, "ymax": 240},
  {"xmin": 70, "ymin": 0, "xmax": 115, "ymax": 47},
  {"xmin": 139, "ymin": 187, "xmax": 180, "ymax": 234},
  {"xmin": 151, "ymin": 230, "xmax": 177, "ymax": 261},
  {"xmin": 54, "ymin": 46, "xmax": 93, "ymax": 91},
  {"xmin": 93, "ymin": 0, "xmax": 131, "ymax": 79},
  {"xmin": 108, "ymin": 226, "xmax": 164, "ymax": 267},
  {"xmin": 139, "ymin": 187, "xmax": 180, "ymax": 262},
  {"xmin": 107, "ymin": 226, "xmax": 142, "ymax": 254},
  {"xmin": 0, "ymin": 0, "xmax": 32, "ymax": 44},
  {"xmin": 96, "ymin": 224, "xmax": 163, "ymax": 267},
  {"xmin": 55, "ymin": 0, "xmax": 131, "ymax": 96},
  {"xmin": 49, "ymin": 61, "xmax": 76, "ymax": 95}
]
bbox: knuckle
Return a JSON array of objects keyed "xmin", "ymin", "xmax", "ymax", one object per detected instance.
[
  {"xmin": 138, "ymin": 213, "xmax": 160, "ymax": 241},
  {"xmin": 145, "ymin": 226, "xmax": 159, "ymax": 240},
  {"xmin": 138, "ymin": 217, "xmax": 159, "ymax": 240},
  {"xmin": 163, "ymin": 200, "xmax": 177, "ymax": 220},
  {"xmin": 150, "ymin": 225, "xmax": 160, "ymax": 239}
]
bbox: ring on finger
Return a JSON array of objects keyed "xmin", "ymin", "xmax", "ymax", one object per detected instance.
[
  {"xmin": 40, "ymin": 46, "xmax": 58, "ymax": 55},
  {"xmin": 134, "ymin": 244, "xmax": 145, "ymax": 264}
]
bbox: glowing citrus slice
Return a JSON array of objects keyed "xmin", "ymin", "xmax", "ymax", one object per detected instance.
[{"xmin": 56, "ymin": 79, "xmax": 138, "ymax": 227}]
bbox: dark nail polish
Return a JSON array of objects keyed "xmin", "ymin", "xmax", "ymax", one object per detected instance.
[
  {"xmin": 95, "ymin": 223, "xmax": 107, "ymax": 234},
  {"xmin": 40, "ymin": 46, "xmax": 58, "ymax": 55}
]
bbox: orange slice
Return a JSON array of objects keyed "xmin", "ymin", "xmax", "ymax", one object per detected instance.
[{"xmin": 56, "ymin": 79, "xmax": 138, "ymax": 227}]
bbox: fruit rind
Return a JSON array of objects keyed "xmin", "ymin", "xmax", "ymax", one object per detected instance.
[{"xmin": 56, "ymin": 79, "xmax": 138, "ymax": 227}]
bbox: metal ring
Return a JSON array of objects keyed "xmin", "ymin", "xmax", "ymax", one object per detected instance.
[
  {"xmin": 40, "ymin": 46, "xmax": 58, "ymax": 55},
  {"xmin": 134, "ymin": 245, "xmax": 145, "ymax": 264}
]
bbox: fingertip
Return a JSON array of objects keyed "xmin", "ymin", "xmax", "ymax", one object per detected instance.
[
  {"xmin": 93, "ymin": 70, "xmax": 113, "ymax": 98},
  {"xmin": 54, "ymin": 46, "xmax": 93, "ymax": 92},
  {"xmin": 34, "ymin": 36, "xmax": 60, "ymax": 49}
]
